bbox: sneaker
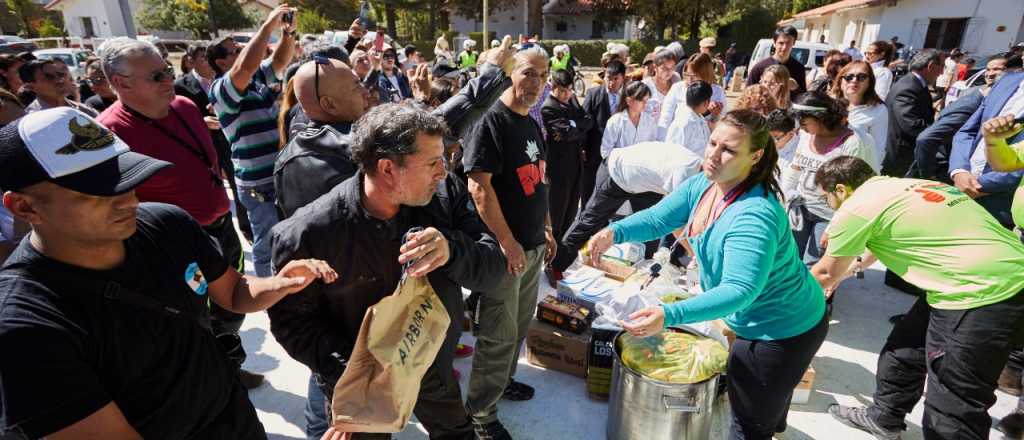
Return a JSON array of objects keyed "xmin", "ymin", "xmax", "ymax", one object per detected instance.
[
  {"xmin": 238, "ymin": 369, "xmax": 265, "ymax": 389},
  {"xmin": 997, "ymin": 411, "xmax": 1024, "ymax": 439},
  {"xmin": 473, "ymin": 420, "xmax": 512, "ymax": 440},
  {"xmin": 828, "ymin": 405, "xmax": 901, "ymax": 440},
  {"xmin": 455, "ymin": 343, "xmax": 475, "ymax": 358},
  {"xmin": 999, "ymin": 366, "xmax": 1023, "ymax": 396},
  {"xmin": 502, "ymin": 379, "xmax": 534, "ymax": 401}
]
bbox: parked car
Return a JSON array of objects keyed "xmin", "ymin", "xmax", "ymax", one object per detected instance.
[
  {"xmin": 33, "ymin": 48, "xmax": 93, "ymax": 80},
  {"xmin": 746, "ymin": 39, "xmax": 832, "ymax": 80},
  {"xmin": 0, "ymin": 35, "xmax": 37, "ymax": 54},
  {"xmin": 944, "ymin": 68, "xmax": 986, "ymax": 107}
]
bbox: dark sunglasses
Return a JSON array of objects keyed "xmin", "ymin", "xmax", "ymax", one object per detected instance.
[
  {"xmin": 143, "ymin": 65, "xmax": 176, "ymax": 83},
  {"xmin": 87, "ymin": 76, "xmax": 107, "ymax": 86},
  {"xmin": 382, "ymin": 54, "xmax": 396, "ymax": 60},
  {"xmin": 842, "ymin": 73, "xmax": 870, "ymax": 82},
  {"xmin": 41, "ymin": 70, "xmax": 67, "ymax": 82}
]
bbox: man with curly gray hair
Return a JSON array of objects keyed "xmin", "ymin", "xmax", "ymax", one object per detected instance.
[{"xmin": 270, "ymin": 104, "xmax": 506, "ymax": 440}]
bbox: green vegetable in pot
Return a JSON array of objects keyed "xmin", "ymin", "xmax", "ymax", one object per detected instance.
[{"xmin": 619, "ymin": 331, "xmax": 727, "ymax": 384}]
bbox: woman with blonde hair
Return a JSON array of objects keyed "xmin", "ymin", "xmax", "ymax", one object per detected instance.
[
  {"xmin": 831, "ymin": 60, "xmax": 888, "ymax": 162},
  {"xmin": 659, "ymin": 53, "xmax": 727, "ymax": 136},
  {"xmin": 760, "ymin": 64, "xmax": 796, "ymax": 110},
  {"xmin": 734, "ymin": 84, "xmax": 778, "ymax": 116}
]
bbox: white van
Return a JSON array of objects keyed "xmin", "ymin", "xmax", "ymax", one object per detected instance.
[{"xmin": 746, "ymin": 39, "xmax": 833, "ymax": 81}]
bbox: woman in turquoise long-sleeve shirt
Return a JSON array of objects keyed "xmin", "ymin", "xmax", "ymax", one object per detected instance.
[{"xmin": 589, "ymin": 110, "xmax": 827, "ymax": 439}]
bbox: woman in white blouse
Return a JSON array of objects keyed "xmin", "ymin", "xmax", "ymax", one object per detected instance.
[
  {"xmin": 831, "ymin": 60, "xmax": 889, "ymax": 163},
  {"xmin": 641, "ymin": 49, "xmax": 679, "ymax": 124},
  {"xmin": 601, "ymin": 81, "xmax": 658, "ymax": 159},
  {"xmin": 659, "ymin": 53, "xmax": 727, "ymax": 137}
]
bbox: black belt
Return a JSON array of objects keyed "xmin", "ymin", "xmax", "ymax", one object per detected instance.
[{"xmin": 202, "ymin": 213, "xmax": 232, "ymax": 233}]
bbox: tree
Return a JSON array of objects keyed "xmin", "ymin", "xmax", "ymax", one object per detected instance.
[
  {"xmin": 6, "ymin": 0, "xmax": 46, "ymax": 37},
  {"xmin": 296, "ymin": 9, "xmax": 335, "ymax": 35},
  {"xmin": 36, "ymin": 17, "xmax": 64, "ymax": 38},
  {"xmin": 136, "ymin": 0, "xmax": 257, "ymax": 40},
  {"xmin": 792, "ymin": 0, "xmax": 830, "ymax": 14}
]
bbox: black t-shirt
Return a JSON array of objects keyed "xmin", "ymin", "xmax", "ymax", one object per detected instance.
[
  {"xmin": 84, "ymin": 94, "xmax": 116, "ymax": 113},
  {"xmin": 0, "ymin": 203, "xmax": 265, "ymax": 439},
  {"xmin": 463, "ymin": 100, "xmax": 549, "ymax": 248},
  {"xmin": 745, "ymin": 56, "xmax": 808, "ymax": 100}
]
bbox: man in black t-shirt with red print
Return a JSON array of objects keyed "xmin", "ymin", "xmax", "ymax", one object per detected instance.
[{"xmin": 462, "ymin": 46, "xmax": 557, "ymax": 440}]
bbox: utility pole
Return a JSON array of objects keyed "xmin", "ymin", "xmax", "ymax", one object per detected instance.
[
  {"xmin": 483, "ymin": 0, "xmax": 488, "ymax": 46},
  {"xmin": 117, "ymin": 0, "xmax": 137, "ymax": 38}
]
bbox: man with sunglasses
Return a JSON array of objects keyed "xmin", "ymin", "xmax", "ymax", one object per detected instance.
[
  {"xmin": 18, "ymin": 59, "xmax": 97, "ymax": 117},
  {"xmin": 207, "ymin": 4, "xmax": 296, "ymax": 280},
  {"xmin": 94, "ymin": 37, "xmax": 264, "ymax": 389},
  {"xmin": 376, "ymin": 47, "xmax": 412, "ymax": 103},
  {"xmin": 83, "ymin": 60, "xmax": 116, "ymax": 113}
]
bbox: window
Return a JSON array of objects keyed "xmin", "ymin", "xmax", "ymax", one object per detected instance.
[
  {"xmin": 592, "ymin": 20, "xmax": 604, "ymax": 38},
  {"xmin": 556, "ymin": 21, "xmax": 568, "ymax": 32},
  {"xmin": 81, "ymin": 17, "xmax": 95, "ymax": 38},
  {"xmin": 924, "ymin": 18, "xmax": 968, "ymax": 50}
]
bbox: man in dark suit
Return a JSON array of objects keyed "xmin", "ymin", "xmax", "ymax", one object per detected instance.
[
  {"xmin": 948, "ymin": 71, "xmax": 1024, "ymax": 229},
  {"xmin": 882, "ymin": 49, "xmax": 942, "ymax": 177},
  {"xmin": 580, "ymin": 60, "xmax": 626, "ymax": 205},
  {"xmin": 174, "ymin": 43, "xmax": 252, "ymax": 241},
  {"xmin": 912, "ymin": 90, "xmax": 984, "ymax": 182}
]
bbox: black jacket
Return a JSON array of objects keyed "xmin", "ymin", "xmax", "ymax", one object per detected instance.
[
  {"xmin": 274, "ymin": 121, "xmax": 357, "ymax": 218},
  {"xmin": 273, "ymin": 62, "xmax": 509, "ymax": 218},
  {"xmin": 912, "ymin": 89, "xmax": 983, "ymax": 181},
  {"xmin": 268, "ymin": 173, "xmax": 505, "ymax": 394},
  {"xmin": 541, "ymin": 94, "xmax": 593, "ymax": 161},
  {"xmin": 174, "ymin": 74, "xmax": 233, "ymax": 174},
  {"xmin": 883, "ymin": 73, "xmax": 935, "ymax": 176},
  {"xmin": 582, "ymin": 85, "xmax": 615, "ymax": 162}
]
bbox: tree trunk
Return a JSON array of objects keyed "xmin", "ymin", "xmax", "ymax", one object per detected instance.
[
  {"xmin": 654, "ymin": 0, "xmax": 666, "ymax": 41},
  {"xmin": 439, "ymin": 6, "xmax": 449, "ymax": 36},
  {"xmin": 689, "ymin": 1, "xmax": 700, "ymax": 41},
  {"xmin": 207, "ymin": 0, "xmax": 219, "ymax": 39},
  {"xmin": 385, "ymin": 3, "xmax": 398, "ymax": 37},
  {"xmin": 427, "ymin": 0, "xmax": 437, "ymax": 40},
  {"xmin": 528, "ymin": 0, "xmax": 542, "ymax": 38}
]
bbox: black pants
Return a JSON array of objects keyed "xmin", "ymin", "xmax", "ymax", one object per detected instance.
[
  {"xmin": 728, "ymin": 315, "xmax": 828, "ymax": 439},
  {"xmin": 868, "ymin": 291, "xmax": 1024, "ymax": 439},
  {"xmin": 203, "ymin": 213, "xmax": 247, "ymax": 364},
  {"xmin": 546, "ymin": 145, "xmax": 583, "ymax": 245},
  {"xmin": 578, "ymin": 142, "xmax": 602, "ymax": 212},
  {"xmin": 552, "ymin": 161, "xmax": 661, "ymax": 272}
]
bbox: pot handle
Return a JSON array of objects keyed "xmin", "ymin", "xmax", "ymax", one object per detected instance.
[{"xmin": 662, "ymin": 395, "xmax": 700, "ymax": 413}]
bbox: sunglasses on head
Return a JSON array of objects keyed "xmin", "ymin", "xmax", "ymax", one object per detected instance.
[
  {"xmin": 842, "ymin": 73, "xmax": 870, "ymax": 82},
  {"xmin": 313, "ymin": 55, "xmax": 330, "ymax": 102}
]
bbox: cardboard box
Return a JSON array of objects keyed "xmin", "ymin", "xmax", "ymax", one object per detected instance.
[
  {"xmin": 584, "ymin": 258, "xmax": 637, "ymax": 282},
  {"xmin": 791, "ymin": 365, "xmax": 816, "ymax": 404},
  {"xmin": 558, "ymin": 273, "xmax": 622, "ymax": 312},
  {"xmin": 526, "ymin": 319, "xmax": 590, "ymax": 378},
  {"xmin": 556, "ymin": 265, "xmax": 604, "ymax": 306},
  {"xmin": 537, "ymin": 295, "xmax": 595, "ymax": 334}
]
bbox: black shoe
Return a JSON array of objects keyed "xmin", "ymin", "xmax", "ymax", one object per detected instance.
[
  {"xmin": 473, "ymin": 420, "xmax": 512, "ymax": 440},
  {"xmin": 828, "ymin": 405, "xmax": 901, "ymax": 440},
  {"xmin": 238, "ymin": 369, "xmax": 265, "ymax": 389},
  {"xmin": 502, "ymin": 379, "xmax": 534, "ymax": 401},
  {"xmin": 997, "ymin": 412, "xmax": 1024, "ymax": 439}
]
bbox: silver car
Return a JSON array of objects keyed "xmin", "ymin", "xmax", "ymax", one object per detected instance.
[{"xmin": 33, "ymin": 48, "xmax": 93, "ymax": 81}]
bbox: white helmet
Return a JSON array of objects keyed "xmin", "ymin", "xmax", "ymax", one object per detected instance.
[
  {"xmin": 463, "ymin": 39, "xmax": 477, "ymax": 50},
  {"xmin": 491, "ymin": 39, "xmax": 500, "ymax": 48},
  {"xmin": 554, "ymin": 44, "xmax": 569, "ymax": 56}
]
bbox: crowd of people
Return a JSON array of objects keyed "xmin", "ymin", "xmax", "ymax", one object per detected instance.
[{"xmin": 2, "ymin": 3, "xmax": 1024, "ymax": 439}]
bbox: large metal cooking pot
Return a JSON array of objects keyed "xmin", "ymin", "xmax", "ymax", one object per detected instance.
[{"xmin": 606, "ymin": 327, "xmax": 719, "ymax": 440}]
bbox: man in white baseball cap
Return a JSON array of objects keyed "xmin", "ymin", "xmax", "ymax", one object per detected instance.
[{"xmin": 0, "ymin": 107, "xmax": 337, "ymax": 438}]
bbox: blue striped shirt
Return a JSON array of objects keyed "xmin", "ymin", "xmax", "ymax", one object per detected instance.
[{"xmin": 209, "ymin": 60, "xmax": 281, "ymax": 188}]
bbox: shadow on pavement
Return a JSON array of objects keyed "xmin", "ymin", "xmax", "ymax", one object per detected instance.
[{"xmin": 250, "ymin": 382, "xmax": 308, "ymax": 435}]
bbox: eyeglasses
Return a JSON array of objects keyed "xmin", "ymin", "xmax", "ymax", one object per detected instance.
[
  {"xmin": 143, "ymin": 65, "xmax": 176, "ymax": 83},
  {"xmin": 842, "ymin": 73, "xmax": 870, "ymax": 82},
  {"xmin": 40, "ymin": 70, "xmax": 68, "ymax": 82}
]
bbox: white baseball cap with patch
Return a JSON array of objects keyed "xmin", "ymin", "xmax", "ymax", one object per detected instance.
[{"xmin": 0, "ymin": 107, "xmax": 171, "ymax": 195}]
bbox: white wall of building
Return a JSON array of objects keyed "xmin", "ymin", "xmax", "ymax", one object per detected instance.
[
  {"xmin": 450, "ymin": 0, "xmax": 529, "ymax": 41},
  {"xmin": 795, "ymin": 0, "xmax": 1024, "ymax": 57}
]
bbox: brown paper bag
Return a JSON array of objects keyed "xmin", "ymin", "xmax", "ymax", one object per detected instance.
[{"xmin": 331, "ymin": 275, "xmax": 451, "ymax": 433}]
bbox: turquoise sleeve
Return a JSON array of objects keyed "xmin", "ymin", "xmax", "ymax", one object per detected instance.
[
  {"xmin": 663, "ymin": 208, "xmax": 778, "ymax": 325},
  {"xmin": 610, "ymin": 175, "xmax": 701, "ymax": 244}
]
